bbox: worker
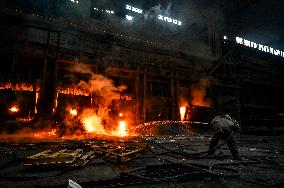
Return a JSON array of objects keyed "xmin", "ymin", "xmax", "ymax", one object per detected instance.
[{"xmin": 208, "ymin": 111, "xmax": 241, "ymax": 160}]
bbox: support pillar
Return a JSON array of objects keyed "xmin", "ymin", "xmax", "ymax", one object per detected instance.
[
  {"xmin": 143, "ymin": 73, "xmax": 147, "ymax": 122},
  {"xmin": 170, "ymin": 71, "xmax": 175, "ymax": 120},
  {"xmin": 135, "ymin": 67, "xmax": 140, "ymax": 122},
  {"xmin": 176, "ymin": 77, "xmax": 180, "ymax": 120}
]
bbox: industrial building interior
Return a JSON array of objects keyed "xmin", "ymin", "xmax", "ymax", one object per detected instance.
[{"xmin": 0, "ymin": 0, "xmax": 283, "ymax": 187}]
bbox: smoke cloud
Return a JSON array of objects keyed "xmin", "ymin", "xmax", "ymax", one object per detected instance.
[
  {"xmin": 70, "ymin": 63, "xmax": 126, "ymax": 119},
  {"xmin": 71, "ymin": 63, "xmax": 126, "ymax": 98},
  {"xmin": 0, "ymin": 0, "xmax": 226, "ymax": 57},
  {"xmin": 191, "ymin": 78, "xmax": 211, "ymax": 107}
]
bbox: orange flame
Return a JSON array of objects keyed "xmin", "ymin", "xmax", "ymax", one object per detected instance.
[
  {"xmin": 82, "ymin": 111, "xmax": 106, "ymax": 134},
  {"xmin": 191, "ymin": 79, "xmax": 211, "ymax": 107},
  {"xmin": 35, "ymin": 91, "xmax": 39, "ymax": 114},
  {"xmin": 180, "ymin": 106, "xmax": 186, "ymax": 121},
  {"xmin": 80, "ymin": 108, "xmax": 130, "ymax": 137},
  {"xmin": 0, "ymin": 83, "xmax": 40, "ymax": 92},
  {"xmin": 179, "ymin": 98, "xmax": 189, "ymax": 121},
  {"xmin": 118, "ymin": 120, "xmax": 127, "ymax": 137},
  {"xmin": 9, "ymin": 106, "xmax": 19, "ymax": 113},
  {"xmin": 69, "ymin": 109, "xmax": 78, "ymax": 116},
  {"xmin": 1, "ymin": 83, "xmax": 33, "ymax": 91},
  {"xmin": 53, "ymin": 92, "xmax": 59, "ymax": 113},
  {"xmin": 119, "ymin": 112, "xmax": 123, "ymax": 117}
]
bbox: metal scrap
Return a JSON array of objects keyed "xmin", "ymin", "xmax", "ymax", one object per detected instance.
[
  {"xmin": 92, "ymin": 144, "xmax": 145, "ymax": 163},
  {"xmin": 24, "ymin": 149, "xmax": 95, "ymax": 167}
]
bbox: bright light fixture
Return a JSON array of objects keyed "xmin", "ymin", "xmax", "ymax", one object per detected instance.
[
  {"xmin": 236, "ymin": 37, "xmax": 284, "ymax": 58},
  {"xmin": 106, "ymin": 10, "xmax": 115, "ymax": 14},
  {"xmin": 70, "ymin": 0, "xmax": 79, "ymax": 4},
  {"xmin": 158, "ymin": 15, "xmax": 182, "ymax": 26},
  {"xmin": 126, "ymin": 5, "xmax": 143, "ymax": 14},
  {"xmin": 94, "ymin": 8, "xmax": 114, "ymax": 14},
  {"xmin": 126, "ymin": 15, "xmax": 133, "ymax": 21}
]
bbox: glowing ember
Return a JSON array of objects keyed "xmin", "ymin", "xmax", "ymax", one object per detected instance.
[
  {"xmin": 118, "ymin": 120, "xmax": 127, "ymax": 136},
  {"xmin": 53, "ymin": 92, "xmax": 59, "ymax": 113},
  {"xmin": 35, "ymin": 91, "xmax": 39, "ymax": 114},
  {"xmin": 9, "ymin": 106, "xmax": 19, "ymax": 113},
  {"xmin": 1, "ymin": 83, "xmax": 33, "ymax": 91},
  {"xmin": 58, "ymin": 88, "xmax": 89, "ymax": 96},
  {"xmin": 34, "ymin": 129, "xmax": 57, "ymax": 138},
  {"xmin": 69, "ymin": 109, "xmax": 78, "ymax": 116},
  {"xmin": 119, "ymin": 112, "xmax": 123, "ymax": 117},
  {"xmin": 180, "ymin": 106, "xmax": 186, "ymax": 121},
  {"xmin": 18, "ymin": 117, "xmax": 33, "ymax": 122}
]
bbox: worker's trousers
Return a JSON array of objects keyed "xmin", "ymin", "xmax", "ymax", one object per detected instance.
[{"xmin": 208, "ymin": 129, "xmax": 240, "ymax": 159}]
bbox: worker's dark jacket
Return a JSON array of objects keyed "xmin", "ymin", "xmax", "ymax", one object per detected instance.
[{"xmin": 211, "ymin": 115, "xmax": 239, "ymax": 135}]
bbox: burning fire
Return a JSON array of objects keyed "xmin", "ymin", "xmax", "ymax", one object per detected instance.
[
  {"xmin": 9, "ymin": 106, "xmax": 19, "ymax": 113},
  {"xmin": 1, "ymin": 83, "xmax": 33, "ymax": 91},
  {"xmin": 118, "ymin": 120, "xmax": 127, "ymax": 136},
  {"xmin": 179, "ymin": 98, "xmax": 189, "ymax": 121},
  {"xmin": 180, "ymin": 106, "xmax": 186, "ymax": 121},
  {"xmin": 191, "ymin": 79, "xmax": 211, "ymax": 107},
  {"xmin": 82, "ymin": 115, "xmax": 97, "ymax": 133},
  {"xmin": 69, "ymin": 109, "xmax": 78, "ymax": 116},
  {"xmin": 119, "ymin": 112, "xmax": 123, "ymax": 117},
  {"xmin": 35, "ymin": 91, "xmax": 39, "ymax": 114},
  {"xmin": 80, "ymin": 109, "xmax": 129, "ymax": 137},
  {"xmin": 82, "ymin": 112, "xmax": 106, "ymax": 134}
]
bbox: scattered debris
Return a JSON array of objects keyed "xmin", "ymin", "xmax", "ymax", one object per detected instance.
[
  {"xmin": 25, "ymin": 149, "xmax": 95, "ymax": 167},
  {"xmin": 92, "ymin": 144, "xmax": 145, "ymax": 163}
]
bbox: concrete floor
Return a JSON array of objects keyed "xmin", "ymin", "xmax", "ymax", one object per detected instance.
[{"xmin": 0, "ymin": 134, "xmax": 283, "ymax": 188}]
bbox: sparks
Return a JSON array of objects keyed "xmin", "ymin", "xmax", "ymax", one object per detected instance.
[{"xmin": 34, "ymin": 129, "xmax": 57, "ymax": 138}]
